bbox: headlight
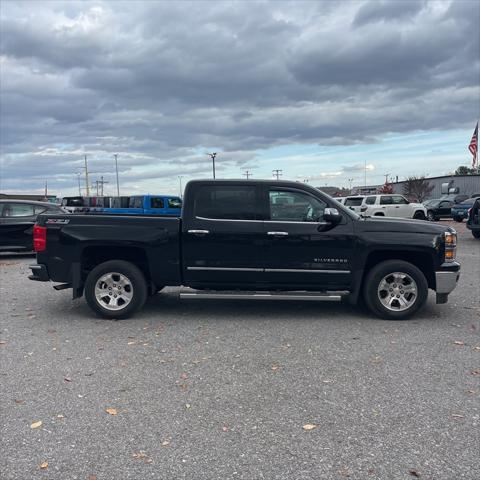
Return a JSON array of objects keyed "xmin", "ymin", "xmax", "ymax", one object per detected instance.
[{"xmin": 444, "ymin": 231, "xmax": 457, "ymax": 262}]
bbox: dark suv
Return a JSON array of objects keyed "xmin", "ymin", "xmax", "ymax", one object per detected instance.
[{"xmin": 0, "ymin": 200, "xmax": 65, "ymax": 252}]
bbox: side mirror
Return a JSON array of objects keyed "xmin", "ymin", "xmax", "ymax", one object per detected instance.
[{"xmin": 323, "ymin": 207, "xmax": 342, "ymax": 224}]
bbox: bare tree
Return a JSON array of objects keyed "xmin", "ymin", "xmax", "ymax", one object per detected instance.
[{"xmin": 402, "ymin": 176, "xmax": 434, "ymax": 202}]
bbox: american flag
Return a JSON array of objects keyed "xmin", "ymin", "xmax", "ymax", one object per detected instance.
[{"xmin": 469, "ymin": 122, "xmax": 478, "ymax": 168}]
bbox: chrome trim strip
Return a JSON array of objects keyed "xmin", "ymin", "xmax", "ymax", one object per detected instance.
[
  {"xmin": 186, "ymin": 267, "xmax": 350, "ymax": 274},
  {"xmin": 194, "ymin": 216, "xmax": 328, "ymax": 225},
  {"xmin": 186, "ymin": 267, "xmax": 263, "ymax": 272},
  {"xmin": 264, "ymin": 268, "xmax": 350, "ymax": 274}
]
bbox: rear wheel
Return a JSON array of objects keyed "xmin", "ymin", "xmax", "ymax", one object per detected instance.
[
  {"xmin": 85, "ymin": 260, "xmax": 147, "ymax": 319},
  {"xmin": 363, "ymin": 260, "xmax": 428, "ymax": 320},
  {"xmin": 454, "ymin": 216, "xmax": 463, "ymax": 222},
  {"xmin": 472, "ymin": 230, "xmax": 480, "ymax": 239}
]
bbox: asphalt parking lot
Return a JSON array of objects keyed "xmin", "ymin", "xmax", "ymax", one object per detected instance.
[{"xmin": 1, "ymin": 221, "xmax": 479, "ymax": 480}]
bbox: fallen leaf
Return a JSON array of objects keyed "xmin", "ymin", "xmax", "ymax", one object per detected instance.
[
  {"xmin": 453, "ymin": 341, "xmax": 465, "ymax": 346},
  {"xmin": 271, "ymin": 364, "xmax": 280, "ymax": 372},
  {"xmin": 39, "ymin": 461, "xmax": 48, "ymax": 469},
  {"xmin": 180, "ymin": 372, "xmax": 188, "ymax": 380},
  {"xmin": 302, "ymin": 423, "xmax": 317, "ymax": 431},
  {"xmin": 338, "ymin": 468, "xmax": 351, "ymax": 477},
  {"xmin": 408, "ymin": 469, "xmax": 420, "ymax": 477},
  {"xmin": 161, "ymin": 440, "xmax": 170, "ymax": 446},
  {"xmin": 179, "ymin": 383, "xmax": 188, "ymax": 391},
  {"xmin": 64, "ymin": 377, "xmax": 72, "ymax": 382},
  {"xmin": 132, "ymin": 451, "xmax": 148, "ymax": 459},
  {"xmin": 473, "ymin": 346, "xmax": 480, "ymax": 351},
  {"xmin": 0, "ymin": 340, "xmax": 6, "ymax": 345},
  {"xmin": 15, "ymin": 399, "xmax": 24, "ymax": 404},
  {"xmin": 221, "ymin": 425, "xmax": 229, "ymax": 432},
  {"xmin": 451, "ymin": 413, "xmax": 464, "ymax": 418},
  {"xmin": 88, "ymin": 476, "xmax": 97, "ymax": 480},
  {"xmin": 185, "ymin": 403, "xmax": 191, "ymax": 409},
  {"xmin": 467, "ymin": 390, "xmax": 476, "ymax": 394},
  {"xmin": 322, "ymin": 379, "xmax": 334, "ymax": 384},
  {"xmin": 30, "ymin": 420, "xmax": 42, "ymax": 429},
  {"xmin": 57, "ymin": 414, "xmax": 65, "ymax": 419},
  {"xmin": 127, "ymin": 341, "xmax": 136, "ymax": 345},
  {"xmin": 47, "ymin": 329, "xmax": 56, "ymax": 334},
  {"xmin": 105, "ymin": 408, "xmax": 118, "ymax": 415},
  {"xmin": 471, "ymin": 369, "xmax": 480, "ymax": 376}
]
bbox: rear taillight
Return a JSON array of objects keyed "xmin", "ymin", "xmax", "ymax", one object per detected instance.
[{"xmin": 33, "ymin": 225, "xmax": 47, "ymax": 252}]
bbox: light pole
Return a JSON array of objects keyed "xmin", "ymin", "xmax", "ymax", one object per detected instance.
[
  {"xmin": 243, "ymin": 170, "xmax": 252, "ymax": 179},
  {"xmin": 178, "ymin": 175, "xmax": 184, "ymax": 198},
  {"xmin": 114, "ymin": 154, "xmax": 120, "ymax": 196},
  {"xmin": 272, "ymin": 169, "xmax": 283, "ymax": 180},
  {"xmin": 76, "ymin": 173, "xmax": 82, "ymax": 195},
  {"xmin": 207, "ymin": 152, "xmax": 217, "ymax": 179},
  {"xmin": 348, "ymin": 178, "xmax": 354, "ymax": 193}
]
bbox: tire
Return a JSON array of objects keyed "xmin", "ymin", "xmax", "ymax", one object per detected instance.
[
  {"xmin": 413, "ymin": 211, "xmax": 426, "ymax": 220},
  {"xmin": 472, "ymin": 230, "xmax": 480, "ymax": 239},
  {"xmin": 84, "ymin": 260, "xmax": 148, "ymax": 319},
  {"xmin": 454, "ymin": 217, "xmax": 463, "ymax": 223},
  {"xmin": 374, "ymin": 212, "xmax": 385, "ymax": 216},
  {"xmin": 363, "ymin": 260, "xmax": 428, "ymax": 320},
  {"xmin": 426, "ymin": 210, "xmax": 436, "ymax": 221}
]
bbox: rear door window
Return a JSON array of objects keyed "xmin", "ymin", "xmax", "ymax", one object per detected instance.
[
  {"xmin": 194, "ymin": 186, "xmax": 257, "ymax": 220},
  {"xmin": 380, "ymin": 196, "xmax": 393, "ymax": 205},
  {"xmin": 150, "ymin": 197, "xmax": 164, "ymax": 209},
  {"xmin": 3, "ymin": 203, "xmax": 35, "ymax": 217},
  {"xmin": 365, "ymin": 196, "xmax": 376, "ymax": 205}
]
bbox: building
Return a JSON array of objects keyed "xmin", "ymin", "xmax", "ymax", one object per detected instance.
[
  {"xmin": 353, "ymin": 175, "xmax": 480, "ymax": 200},
  {"xmin": 0, "ymin": 193, "xmax": 58, "ymax": 203}
]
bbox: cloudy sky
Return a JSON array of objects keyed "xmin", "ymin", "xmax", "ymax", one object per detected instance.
[{"xmin": 1, "ymin": 0, "xmax": 479, "ymax": 197}]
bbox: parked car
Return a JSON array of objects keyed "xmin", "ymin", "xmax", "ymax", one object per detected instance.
[
  {"xmin": 360, "ymin": 194, "xmax": 427, "ymax": 220},
  {"xmin": 103, "ymin": 195, "xmax": 182, "ymax": 216},
  {"xmin": 0, "ymin": 200, "xmax": 65, "ymax": 252},
  {"xmin": 30, "ymin": 180, "xmax": 460, "ymax": 321},
  {"xmin": 423, "ymin": 199, "xmax": 454, "ymax": 221},
  {"xmin": 466, "ymin": 197, "xmax": 480, "ymax": 239},
  {"xmin": 333, "ymin": 197, "xmax": 346, "ymax": 205},
  {"xmin": 343, "ymin": 196, "xmax": 365, "ymax": 213},
  {"xmin": 451, "ymin": 198, "xmax": 478, "ymax": 222}
]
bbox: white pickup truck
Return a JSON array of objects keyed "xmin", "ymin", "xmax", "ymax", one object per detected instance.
[{"xmin": 360, "ymin": 194, "xmax": 427, "ymax": 220}]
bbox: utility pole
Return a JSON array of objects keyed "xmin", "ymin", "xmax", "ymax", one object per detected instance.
[
  {"xmin": 178, "ymin": 175, "xmax": 183, "ymax": 198},
  {"xmin": 114, "ymin": 154, "xmax": 120, "ymax": 196},
  {"xmin": 364, "ymin": 158, "xmax": 367, "ymax": 188},
  {"xmin": 243, "ymin": 170, "xmax": 252, "ymax": 179},
  {"xmin": 44, "ymin": 180, "xmax": 48, "ymax": 200},
  {"xmin": 207, "ymin": 152, "xmax": 217, "ymax": 179},
  {"xmin": 272, "ymin": 169, "xmax": 283, "ymax": 180},
  {"xmin": 84, "ymin": 155, "xmax": 90, "ymax": 196},
  {"xmin": 348, "ymin": 178, "xmax": 354, "ymax": 192},
  {"xmin": 99, "ymin": 176, "xmax": 108, "ymax": 196},
  {"xmin": 384, "ymin": 173, "xmax": 390, "ymax": 184}
]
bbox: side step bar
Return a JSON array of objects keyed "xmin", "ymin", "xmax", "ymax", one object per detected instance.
[{"xmin": 180, "ymin": 289, "xmax": 348, "ymax": 302}]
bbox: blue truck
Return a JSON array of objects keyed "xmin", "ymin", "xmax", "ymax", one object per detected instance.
[
  {"xmin": 103, "ymin": 195, "xmax": 182, "ymax": 216},
  {"xmin": 451, "ymin": 196, "xmax": 480, "ymax": 222}
]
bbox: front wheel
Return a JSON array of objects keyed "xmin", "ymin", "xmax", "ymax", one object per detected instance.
[
  {"xmin": 472, "ymin": 230, "xmax": 480, "ymax": 239},
  {"xmin": 414, "ymin": 211, "xmax": 426, "ymax": 220},
  {"xmin": 363, "ymin": 260, "xmax": 428, "ymax": 320},
  {"xmin": 84, "ymin": 260, "xmax": 147, "ymax": 319},
  {"xmin": 426, "ymin": 210, "xmax": 436, "ymax": 221},
  {"xmin": 454, "ymin": 216, "xmax": 463, "ymax": 222}
]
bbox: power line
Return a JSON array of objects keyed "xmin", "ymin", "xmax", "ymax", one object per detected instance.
[{"xmin": 272, "ymin": 169, "xmax": 283, "ymax": 180}]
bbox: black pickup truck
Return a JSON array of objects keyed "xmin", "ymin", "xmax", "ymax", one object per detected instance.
[{"xmin": 29, "ymin": 180, "xmax": 460, "ymax": 320}]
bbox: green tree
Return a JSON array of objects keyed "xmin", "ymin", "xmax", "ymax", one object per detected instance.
[
  {"xmin": 455, "ymin": 165, "xmax": 477, "ymax": 175},
  {"xmin": 403, "ymin": 176, "xmax": 434, "ymax": 202}
]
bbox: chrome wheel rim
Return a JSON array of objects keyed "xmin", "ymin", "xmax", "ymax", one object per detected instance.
[
  {"xmin": 94, "ymin": 272, "xmax": 133, "ymax": 311},
  {"xmin": 377, "ymin": 272, "xmax": 417, "ymax": 312}
]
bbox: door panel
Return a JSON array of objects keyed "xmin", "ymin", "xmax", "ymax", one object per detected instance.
[
  {"xmin": 263, "ymin": 188, "xmax": 355, "ymax": 289},
  {"xmin": 182, "ymin": 184, "xmax": 264, "ymax": 286},
  {"xmin": 0, "ymin": 203, "xmax": 36, "ymax": 249}
]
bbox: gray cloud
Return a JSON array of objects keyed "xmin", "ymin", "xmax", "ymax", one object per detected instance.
[{"xmin": 0, "ymin": 0, "xmax": 479, "ymax": 195}]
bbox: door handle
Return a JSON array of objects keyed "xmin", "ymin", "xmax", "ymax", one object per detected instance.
[
  {"xmin": 188, "ymin": 229, "xmax": 210, "ymax": 235},
  {"xmin": 267, "ymin": 231, "xmax": 289, "ymax": 236},
  {"xmin": 395, "ymin": 206, "xmax": 400, "ymax": 208}
]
